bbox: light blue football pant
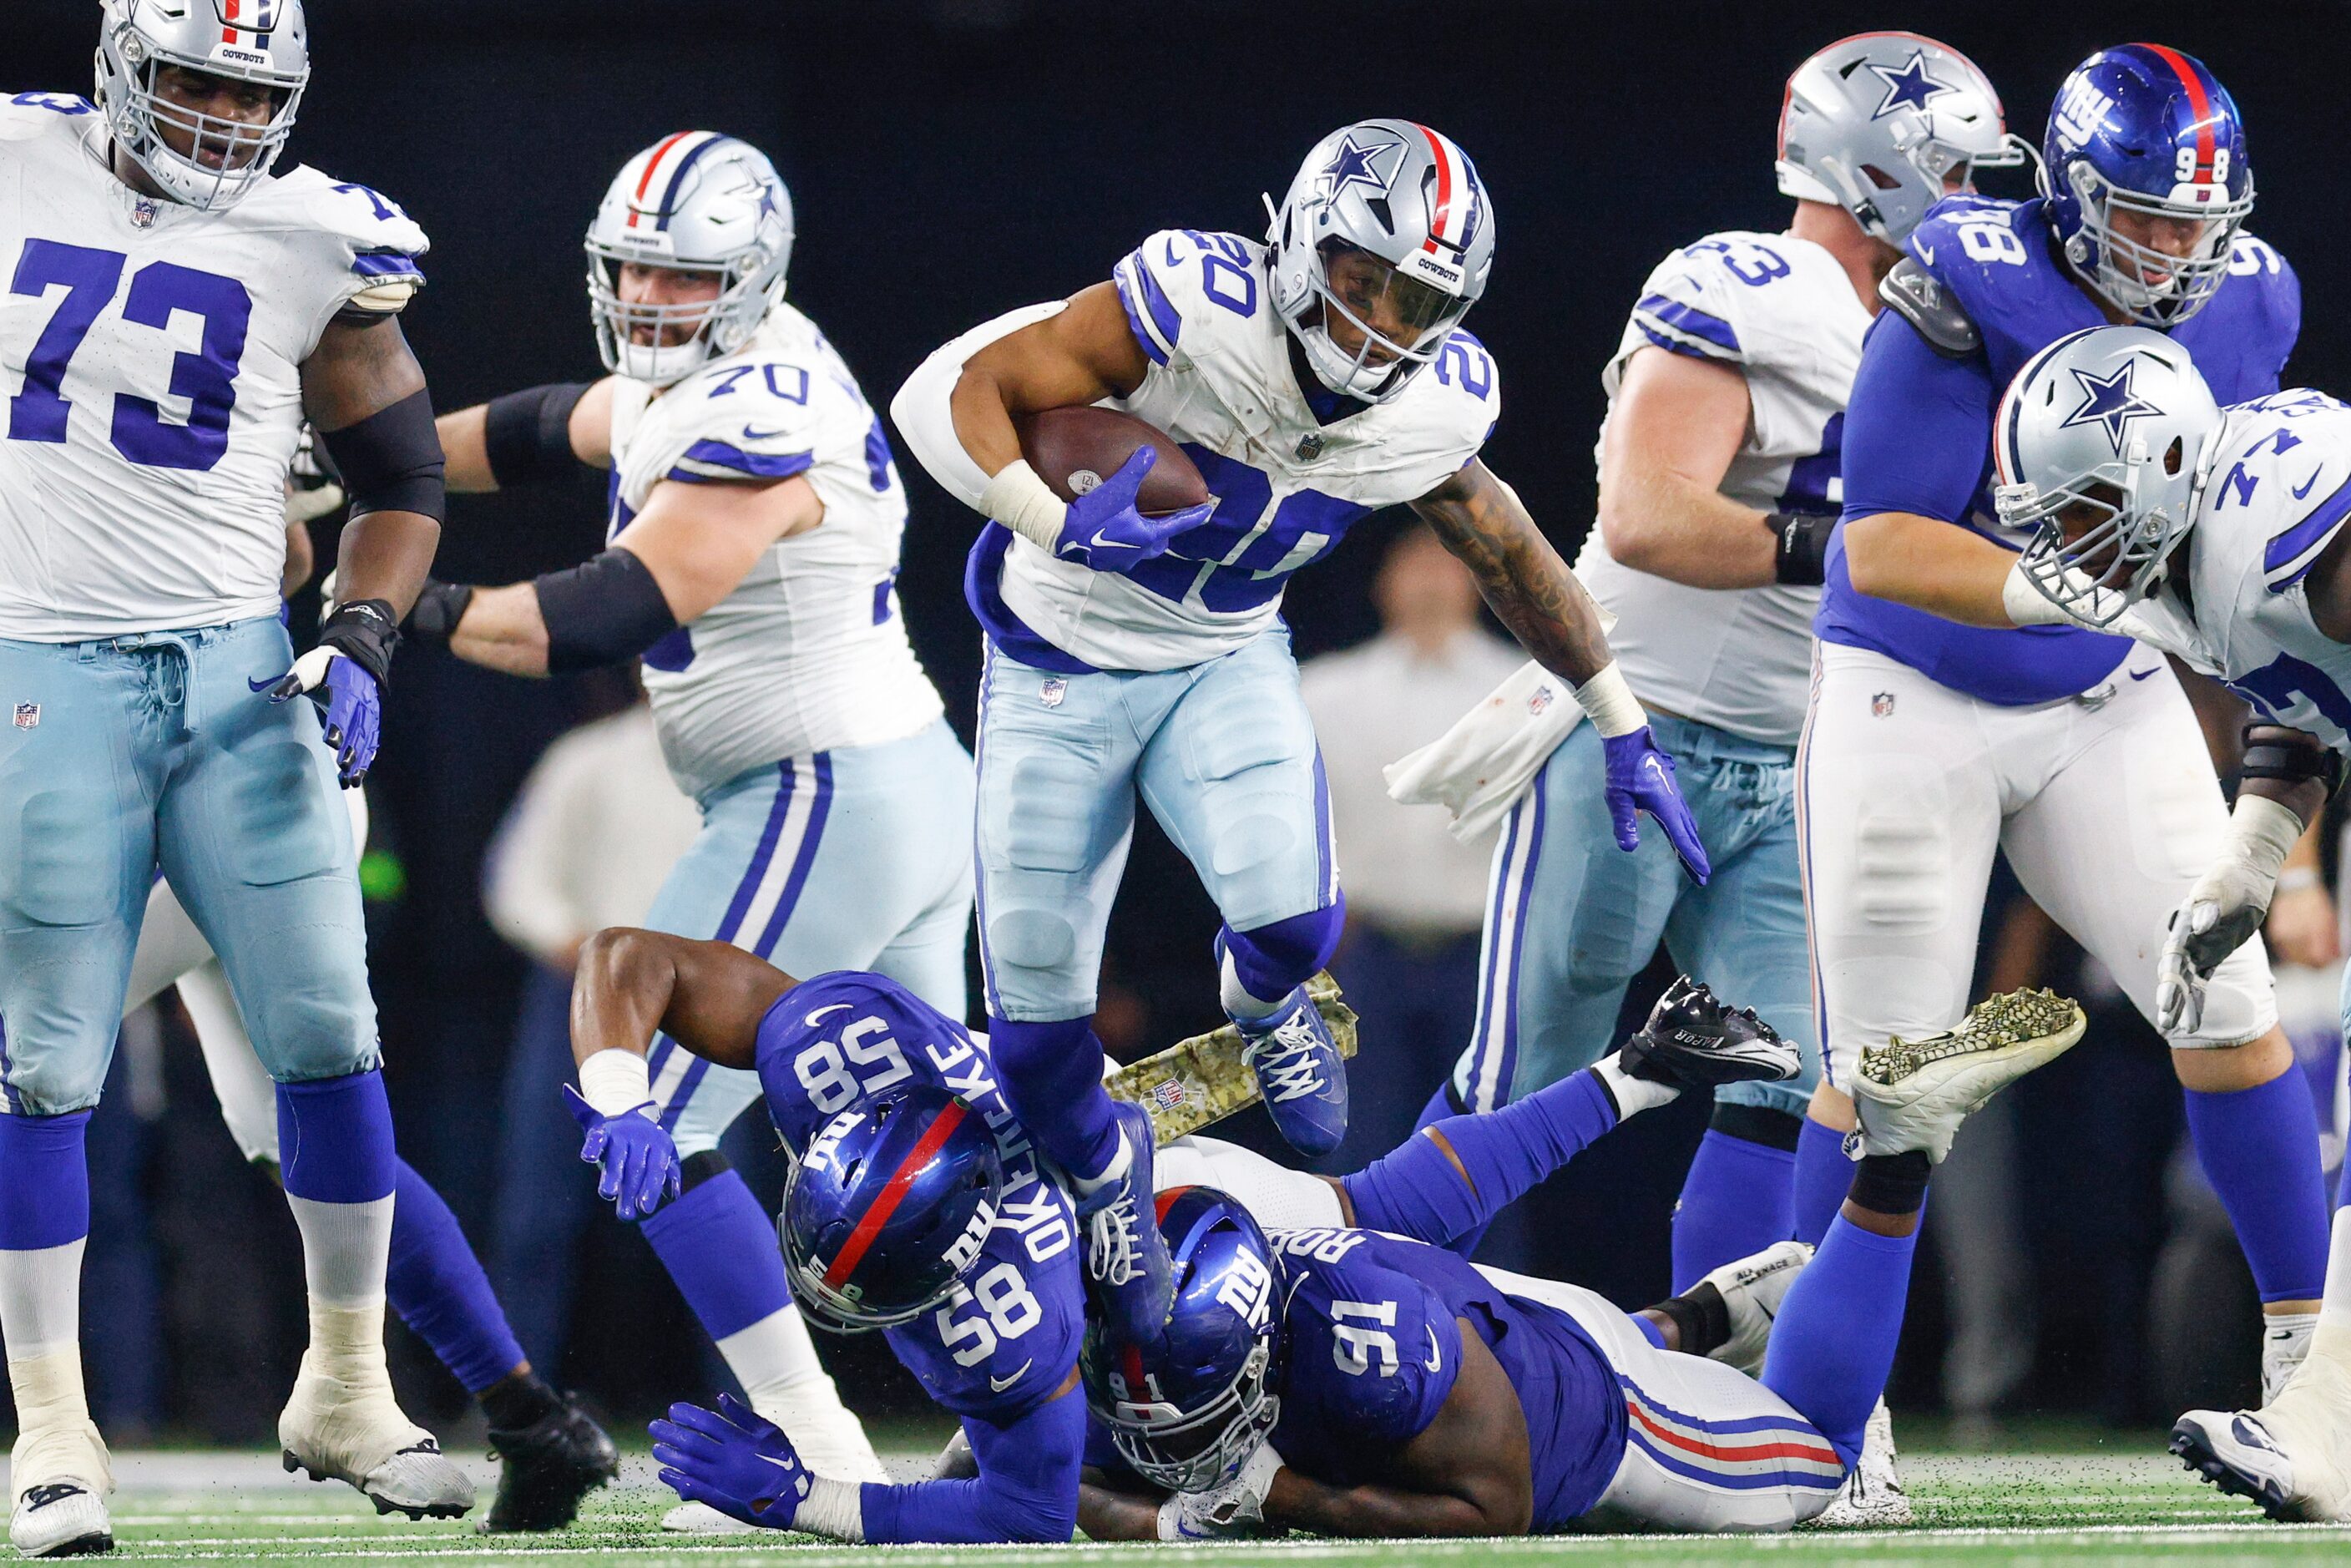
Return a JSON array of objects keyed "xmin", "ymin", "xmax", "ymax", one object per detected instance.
[
  {"xmin": 0, "ymin": 617, "xmax": 373, "ymax": 1115},
  {"xmin": 1446, "ymin": 710, "xmax": 1820, "ymax": 1116},
  {"xmin": 973, "ymin": 629, "xmax": 1337, "ymax": 1022},
  {"xmin": 645, "ymin": 719, "xmax": 975, "ymax": 1157}
]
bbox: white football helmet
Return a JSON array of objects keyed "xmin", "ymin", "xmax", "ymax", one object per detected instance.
[
  {"xmin": 1267, "ymin": 119, "xmax": 1494, "ymax": 402},
  {"xmin": 94, "ymin": 0, "xmax": 310, "ymax": 211},
  {"xmin": 1993, "ymin": 326, "xmax": 2222, "ymax": 624},
  {"xmin": 1777, "ymin": 33, "xmax": 2027, "ymax": 245},
  {"xmin": 585, "ymin": 133, "xmax": 796, "ymax": 387}
]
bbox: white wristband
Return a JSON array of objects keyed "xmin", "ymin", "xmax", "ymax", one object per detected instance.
[
  {"xmin": 1570, "ymin": 661, "xmax": 1646, "ymax": 739},
  {"xmin": 577, "ymin": 1048, "xmax": 652, "ymax": 1118},
  {"xmin": 2227, "ymin": 793, "xmax": 2306, "ymax": 887},
  {"xmin": 795, "ymin": 1476, "xmax": 865, "ymax": 1542},
  {"xmin": 979, "ymin": 459, "xmax": 1069, "ymax": 555}
]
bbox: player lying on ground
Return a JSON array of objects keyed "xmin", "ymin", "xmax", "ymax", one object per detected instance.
[
  {"xmin": 892, "ymin": 117, "xmax": 1709, "ymax": 1347},
  {"xmin": 563, "ymin": 929, "xmax": 1792, "ymax": 1540},
  {"xmin": 1, "ymin": 1, "xmax": 467, "ymax": 1551},
  {"xmin": 1075, "ymin": 990, "xmax": 2086, "ymax": 1538},
  {"xmin": 1986, "ymin": 326, "xmax": 2351, "ymax": 1521}
]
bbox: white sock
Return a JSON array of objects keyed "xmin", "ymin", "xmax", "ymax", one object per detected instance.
[
  {"xmin": 719, "ymin": 1306, "xmax": 886, "ymax": 1483},
  {"xmin": 0, "ymin": 1241, "xmax": 84, "ymax": 1363},
  {"xmin": 285, "ymin": 1194, "xmax": 393, "ymax": 1313},
  {"xmin": 1218, "ymin": 949, "xmax": 1285, "ymax": 1022}
]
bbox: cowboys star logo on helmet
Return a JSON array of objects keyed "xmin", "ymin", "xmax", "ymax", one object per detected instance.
[
  {"xmin": 2061, "ymin": 359, "xmax": 2165, "ymax": 454},
  {"xmin": 1867, "ymin": 48, "xmax": 1958, "ymax": 119},
  {"xmin": 1317, "ymin": 132, "xmax": 1400, "ymax": 200}
]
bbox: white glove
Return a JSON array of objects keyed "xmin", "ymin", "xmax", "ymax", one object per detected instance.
[
  {"xmin": 1155, "ymin": 1441, "xmax": 1281, "ymax": 1541},
  {"xmin": 2156, "ymin": 794, "xmax": 2304, "ymax": 1034},
  {"xmin": 2001, "ymin": 557, "xmax": 2130, "ymax": 630}
]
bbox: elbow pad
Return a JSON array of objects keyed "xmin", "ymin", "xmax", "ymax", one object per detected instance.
[
  {"xmin": 532, "ymin": 547, "xmax": 677, "ymax": 674},
  {"xmin": 890, "ymin": 301, "xmax": 1069, "ymax": 513},
  {"xmin": 483, "ymin": 382, "xmax": 593, "ymax": 488},
  {"xmin": 321, "ymin": 388, "xmax": 447, "ymax": 523}
]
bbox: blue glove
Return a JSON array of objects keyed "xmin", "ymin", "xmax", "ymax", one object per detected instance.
[
  {"xmin": 1601, "ymin": 726, "xmax": 1711, "ymax": 886},
  {"xmin": 651, "ymin": 1393, "xmax": 809, "ymax": 1530},
  {"xmin": 563, "ymin": 1085, "xmax": 681, "ymax": 1219},
  {"xmin": 254, "ymin": 599, "xmax": 398, "ymax": 787},
  {"xmin": 1051, "ymin": 447, "xmax": 1216, "ymax": 570}
]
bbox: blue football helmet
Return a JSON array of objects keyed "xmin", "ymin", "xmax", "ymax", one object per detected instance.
[
  {"xmin": 2041, "ymin": 44, "xmax": 2253, "ymax": 326},
  {"xmin": 1079, "ymin": 1187, "xmax": 1287, "ymax": 1493},
  {"xmin": 780, "ymin": 1083, "xmax": 1003, "ymax": 1331}
]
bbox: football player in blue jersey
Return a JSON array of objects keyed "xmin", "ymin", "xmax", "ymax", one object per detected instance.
[
  {"xmin": 559, "ymin": 929, "xmax": 1792, "ymax": 1542},
  {"xmin": 892, "ymin": 120, "xmax": 1709, "ymax": 1349},
  {"xmin": 1800, "ymin": 43, "xmax": 2333, "ymax": 1413},
  {"xmin": 1076, "ymin": 992, "xmax": 2086, "ymax": 1539}
]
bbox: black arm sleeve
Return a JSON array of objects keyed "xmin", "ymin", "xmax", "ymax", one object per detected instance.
[
  {"xmin": 320, "ymin": 388, "xmax": 447, "ymax": 523},
  {"xmin": 483, "ymin": 382, "xmax": 594, "ymax": 488},
  {"xmin": 532, "ymin": 547, "xmax": 678, "ymax": 674}
]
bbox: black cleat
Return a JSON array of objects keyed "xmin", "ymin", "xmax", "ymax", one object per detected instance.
[
  {"xmin": 482, "ymin": 1392, "xmax": 621, "ymax": 1533},
  {"xmin": 1619, "ymin": 976, "xmax": 1800, "ymax": 1090}
]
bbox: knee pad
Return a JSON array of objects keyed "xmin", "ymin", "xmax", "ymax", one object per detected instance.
[
  {"xmin": 1221, "ymin": 896, "xmax": 1345, "ymax": 1000},
  {"xmin": 982, "ymin": 904, "xmax": 1079, "ymax": 972}
]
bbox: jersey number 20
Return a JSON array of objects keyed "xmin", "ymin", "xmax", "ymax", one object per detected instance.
[{"xmin": 8, "ymin": 240, "xmax": 250, "ymax": 472}]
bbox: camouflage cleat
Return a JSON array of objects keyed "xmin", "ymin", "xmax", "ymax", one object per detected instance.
[
  {"xmin": 1848, "ymin": 988, "xmax": 2085, "ymax": 1164},
  {"xmin": 1106, "ymin": 972, "xmax": 1358, "ymax": 1145}
]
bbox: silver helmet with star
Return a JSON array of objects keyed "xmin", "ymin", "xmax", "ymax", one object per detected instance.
[
  {"xmin": 94, "ymin": 0, "xmax": 311, "ymax": 211},
  {"xmin": 1267, "ymin": 119, "xmax": 1494, "ymax": 403},
  {"xmin": 1992, "ymin": 325, "xmax": 2222, "ymax": 625},
  {"xmin": 1777, "ymin": 33, "xmax": 2027, "ymax": 245}
]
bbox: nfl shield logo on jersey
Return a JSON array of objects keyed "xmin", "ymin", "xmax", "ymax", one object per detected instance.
[
  {"xmin": 130, "ymin": 198, "xmax": 157, "ymax": 229},
  {"xmin": 1039, "ymin": 677, "xmax": 1067, "ymax": 709},
  {"xmin": 1871, "ymin": 691, "xmax": 1895, "ymax": 719},
  {"xmin": 13, "ymin": 703, "xmax": 38, "ymax": 730}
]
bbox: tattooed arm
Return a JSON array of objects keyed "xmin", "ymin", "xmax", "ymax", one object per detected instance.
[{"xmin": 1408, "ymin": 461, "xmax": 1612, "ymax": 685}]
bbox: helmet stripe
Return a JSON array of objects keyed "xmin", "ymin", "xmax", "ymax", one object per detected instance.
[
  {"xmin": 821, "ymin": 1098, "xmax": 972, "ymax": 1292},
  {"xmin": 627, "ymin": 131, "xmax": 698, "ymax": 230},
  {"xmin": 1412, "ymin": 124, "xmax": 1460, "ymax": 255},
  {"xmin": 655, "ymin": 134, "xmax": 735, "ymax": 232},
  {"xmin": 222, "ymin": 0, "xmax": 240, "ymax": 43},
  {"xmin": 2140, "ymin": 43, "xmax": 2217, "ymax": 175}
]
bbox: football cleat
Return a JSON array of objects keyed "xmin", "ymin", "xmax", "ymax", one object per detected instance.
[
  {"xmin": 1847, "ymin": 989, "xmax": 2085, "ymax": 1164},
  {"xmin": 1076, "ymin": 1100, "xmax": 1176, "ymax": 1345},
  {"xmin": 1809, "ymin": 1400, "xmax": 1914, "ymax": 1529},
  {"xmin": 482, "ymin": 1391, "xmax": 619, "ymax": 1533},
  {"xmin": 280, "ymin": 1353, "xmax": 476, "ymax": 1520},
  {"xmin": 2262, "ymin": 1313, "xmax": 2317, "ymax": 1407},
  {"xmin": 1233, "ymin": 986, "xmax": 1349, "ymax": 1157},
  {"xmin": 1620, "ymin": 976, "xmax": 1802, "ymax": 1090},
  {"xmin": 1699, "ymin": 1240, "xmax": 1813, "ymax": 1378},
  {"xmin": 1105, "ymin": 972, "xmax": 1358, "ymax": 1145},
  {"xmin": 8, "ymin": 1483, "xmax": 111, "ymax": 1560},
  {"xmin": 2172, "ymin": 1331, "xmax": 2351, "ymax": 1523}
]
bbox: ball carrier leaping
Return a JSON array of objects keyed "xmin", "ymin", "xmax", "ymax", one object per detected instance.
[{"xmin": 893, "ymin": 119, "xmax": 1709, "ymax": 1346}]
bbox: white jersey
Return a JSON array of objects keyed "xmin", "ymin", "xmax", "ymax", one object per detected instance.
[
  {"xmin": 2121, "ymin": 390, "xmax": 2351, "ymax": 754},
  {"xmin": 607, "ymin": 299, "xmax": 944, "ymax": 797},
  {"xmin": 978, "ymin": 230, "xmax": 1498, "ymax": 673},
  {"xmin": 0, "ymin": 94, "xmax": 427, "ymax": 640},
  {"xmin": 1570, "ymin": 233, "xmax": 1868, "ymax": 746}
]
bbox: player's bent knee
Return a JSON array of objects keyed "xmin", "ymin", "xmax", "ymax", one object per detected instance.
[{"xmin": 1207, "ymin": 809, "xmax": 1294, "ymax": 878}]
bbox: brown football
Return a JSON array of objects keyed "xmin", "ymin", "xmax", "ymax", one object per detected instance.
[{"xmin": 1015, "ymin": 406, "xmax": 1211, "ymax": 518}]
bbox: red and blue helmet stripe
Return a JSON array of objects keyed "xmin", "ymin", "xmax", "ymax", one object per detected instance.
[{"xmin": 624, "ymin": 130, "xmax": 741, "ymax": 233}]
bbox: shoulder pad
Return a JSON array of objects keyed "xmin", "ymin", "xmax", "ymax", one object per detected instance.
[
  {"xmin": 0, "ymin": 94, "xmax": 98, "ymax": 141},
  {"xmin": 1878, "ymin": 257, "xmax": 1979, "ymax": 359}
]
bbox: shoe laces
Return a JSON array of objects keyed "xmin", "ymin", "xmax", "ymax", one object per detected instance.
[
  {"xmin": 1087, "ymin": 1189, "xmax": 1143, "ymax": 1287},
  {"xmin": 1247, "ymin": 1014, "xmax": 1326, "ymax": 1103}
]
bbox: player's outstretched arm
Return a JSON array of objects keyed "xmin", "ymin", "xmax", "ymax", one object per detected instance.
[
  {"xmin": 436, "ymin": 379, "xmax": 617, "ymax": 493},
  {"xmin": 569, "ymin": 926, "xmax": 795, "ymax": 1077},
  {"xmin": 1599, "ymin": 348, "xmax": 1783, "ymax": 589}
]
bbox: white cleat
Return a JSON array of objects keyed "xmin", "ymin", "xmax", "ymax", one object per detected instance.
[
  {"xmin": 1700, "ymin": 1240, "xmax": 1813, "ymax": 1378},
  {"xmin": 1848, "ymin": 989, "xmax": 2085, "ymax": 1164},
  {"xmin": 279, "ymin": 1353, "xmax": 476, "ymax": 1520},
  {"xmin": 2172, "ymin": 1329, "xmax": 2351, "ymax": 1523},
  {"xmin": 2261, "ymin": 1313, "xmax": 2317, "ymax": 1406},
  {"xmin": 1810, "ymin": 1399, "xmax": 1914, "ymax": 1528},
  {"xmin": 660, "ymin": 1500, "xmax": 760, "ymax": 1534},
  {"xmin": 10, "ymin": 1421, "xmax": 114, "ymax": 1558}
]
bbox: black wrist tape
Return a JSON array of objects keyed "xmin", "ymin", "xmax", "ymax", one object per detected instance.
[
  {"xmin": 317, "ymin": 599, "xmax": 399, "ymax": 690},
  {"xmin": 2240, "ymin": 724, "xmax": 2343, "ymax": 796},
  {"xmin": 1653, "ymin": 1283, "xmax": 1732, "ymax": 1358},
  {"xmin": 533, "ymin": 547, "xmax": 678, "ymax": 674},
  {"xmin": 1848, "ymin": 1150, "xmax": 1932, "ymax": 1216},
  {"xmin": 406, "ymin": 580, "xmax": 473, "ymax": 646},
  {"xmin": 483, "ymin": 382, "xmax": 592, "ymax": 488},
  {"xmin": 1771, "ymin": 512, "xmax": 1833, "ymax": 587},
  {"xmin": 321, "ymin": 388, "xmax": 447, "ymax": 524}
]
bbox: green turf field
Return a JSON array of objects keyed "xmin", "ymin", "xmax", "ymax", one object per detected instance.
[{"xmin": 60, "ymin": 1444, "xmax": 2351, "ymax": 1565}]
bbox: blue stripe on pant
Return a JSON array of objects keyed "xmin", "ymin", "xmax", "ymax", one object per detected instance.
[{"xmin": 643, "ymin": 720, "xmax": 974, "ymax": 1157}]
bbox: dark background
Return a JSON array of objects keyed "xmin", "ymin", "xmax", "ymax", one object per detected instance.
[{"xmin": 3, "ymin": 0, "xmax": 2339, "ymax": 1439}]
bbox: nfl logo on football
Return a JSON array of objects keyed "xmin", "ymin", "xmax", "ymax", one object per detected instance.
[{"xmin": 12, "ymin": 702, "xmax": 37, "ymax": 731}]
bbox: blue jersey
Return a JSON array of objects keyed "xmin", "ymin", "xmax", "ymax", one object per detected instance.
[
  {"xmin": 1818, "ymin": 195, "xmax": 2300, "ymax": 704},
  {"xmin": 1267, "ymin": 1228, "xmax": 1623, "ymax": 1530},
  {"xmin": 753, "ymin": 972, "xmax": 1083, "ymax": 1424}
]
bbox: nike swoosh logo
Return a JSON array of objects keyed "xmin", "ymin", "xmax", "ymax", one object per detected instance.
[
  {"xmin": 2293, "ymin": 471, "xmax": 2321, "ymax": 499},
  {"xmin": 743, "ymin": 426, "xmax": 790, "ymax": 441},
  {"xmin": 1916, "ymin": 243, "xmax": 1935, "ymax": 266},
  {"xmin": 1423, "ymin": 1326, "xmax": 1442, "ymax": 1372},
  {"xmin": 2130, "ymin": 668, "xmax": 2158, "ymax": 681},
  {"xmin": 1087, "ymin": 531, "xmax": 1136, "ymax": 550},
  {"xmin": 805, "ymin": 1004, "xmax": 852, "ymax": 1026},
  {"xmin": 989, "ymin": 1360, "xmax": 1032, "ymax": 1393}
]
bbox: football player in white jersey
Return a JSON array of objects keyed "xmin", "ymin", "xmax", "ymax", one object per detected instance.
[
  {"xmin": 1971, "ymin": 326, "xmax": 2351, "ymax": 1524},
  {"xmin": 892, "ymin": 119, "xmax": 1708, "ymax": 1347},
  {"xmin": 0, "ymin": 1, "xmax": 471, "ymax": 1550},
  {"xmin": 412, "ymin": 132, "xmax": 970, "ymax": 1528}
]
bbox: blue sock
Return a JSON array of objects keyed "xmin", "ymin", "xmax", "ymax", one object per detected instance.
[
  {"xmin": 1792, "ymin": 1115, "xmax": 1850, "ymax": 1247},
  {"xmin": 387, "ymin": 1161, "xmax": 526, "ymax": 1394},
  {"xmin": 1762, "ymin": 1216, "xmax": 1919, "ymax": 1465},
  {"xmin": 277, "ymin": 1071, "xmax": 397, "ymax": 1204},
  {"xmin": 1671, "ymin": 1125, "xmax": 1797, "ymax": 1292},
  {"xmin": 990, "ymin": 1017, "xmax": 1121, "ymax": 1181},
  {"xmin": 0, "ymin": 1111, "xmax": 91, "ymax": 1251},
  {"xmin": 2183, "ymin": 1070, "xmax": 2332, "ymax": 1302},
  {"xmin": 1220, "ymin": 900, "xmax": 1344, "ymax": 1009},
  {"xmin": 1343, "ymin": 1070, "xmax": 1616, "ymax": 1253},
  {"xmin": 640, "ymin": 1168, "xmax": 794, "ymax": 1343}
]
